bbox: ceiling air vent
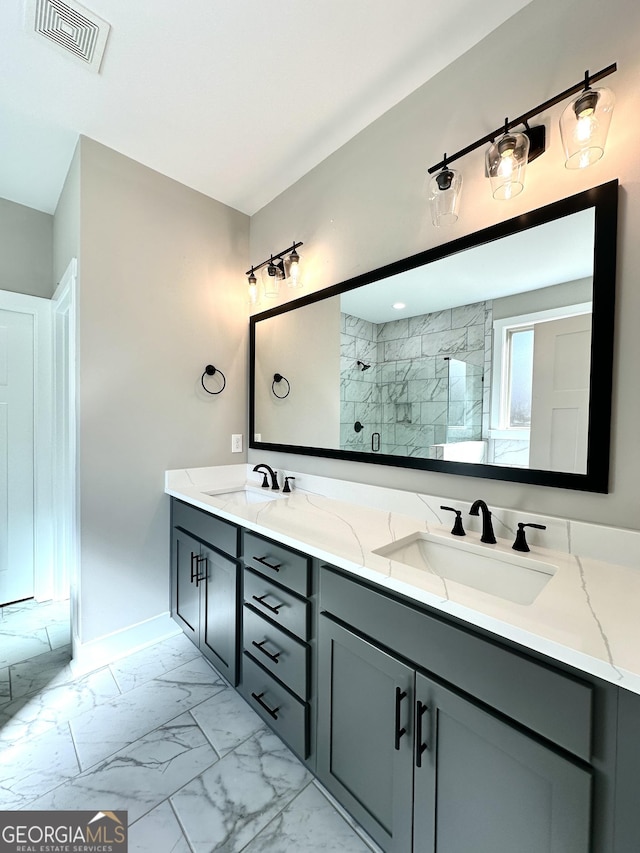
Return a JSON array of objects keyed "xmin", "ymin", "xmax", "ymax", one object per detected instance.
[{"xmin": 25, "ymin": 0, "xmax": 111, "ymax": 72}]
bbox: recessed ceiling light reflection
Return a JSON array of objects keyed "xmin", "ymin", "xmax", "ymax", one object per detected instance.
[{"xmin": 393, "ymin": 302, "xmax": 406, "ymax": 310}]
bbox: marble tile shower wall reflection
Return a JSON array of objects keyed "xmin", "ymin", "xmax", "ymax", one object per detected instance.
[
  {"xmin": 340, "ymin": 302, "xmax": 491, "ymax": 458},
  {"xmin": 340, "ymin": 314, "xmax": 382, "ymax": 451}
]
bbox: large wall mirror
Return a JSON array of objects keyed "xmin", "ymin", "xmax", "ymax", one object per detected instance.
[{"xmin": 250, "ymin": 181, "xmax": 618, "ymax": 492}]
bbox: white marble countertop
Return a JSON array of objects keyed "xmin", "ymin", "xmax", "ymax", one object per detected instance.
[{"xmin": 166, "ymin": 464, "xmax": 640, "ymax": 695}]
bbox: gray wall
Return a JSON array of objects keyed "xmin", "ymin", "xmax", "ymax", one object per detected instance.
[
  {"xmin": 0, "ymin": 197, "xmax": 53, "ymax": 297},
  {"xmin": 53, "ymin": 143, "xmax": 80, "ymax": 287},
  {"xmin": 248, "ymin": 0, "xmax": 640, "ymax": 530},
  {"xmin": 254, "ymin": 296, "xmax": 340, "ymax": 447},
  {"xmin": 55, "ymin": 137, "xmax": 249, "ymax": 644}
]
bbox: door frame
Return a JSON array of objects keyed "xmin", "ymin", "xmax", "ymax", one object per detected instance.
[
  {"xmin": 0, "ymin": 288, "xmax": 53, "ymax": 602},
  {"xmin": 52, "ymin": 259, "xmax": 78, "ymax": 629}
]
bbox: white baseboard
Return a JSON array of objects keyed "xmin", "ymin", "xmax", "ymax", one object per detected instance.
[{"xmin": 71, "ymin": 612, "xmax": 182, "ymax": 675}]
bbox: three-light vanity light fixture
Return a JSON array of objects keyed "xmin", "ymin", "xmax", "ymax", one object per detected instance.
[
  {"xmin": 246, "ymin": 241, "xmax": 303, "ymax": 305},
  {"xmin": 428, "ymin": 63, "xmax": 617, "ymax": 227}
]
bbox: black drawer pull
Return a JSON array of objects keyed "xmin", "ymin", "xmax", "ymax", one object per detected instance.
[
  {"xmin": 415, "ymin": 700, "xmax": 429, "ymax": 768},
  {"xmin": 252, "ymin": 639, "xmax": 281, "ymax": 663},
  {"xmin": 251, "ymin": 691, "xmax": 280, "ymax": 720},
  {"xmin": 190, "ymin": 552, "xmax": 207, "ymax": 586},
  {"xmin": 395, "ymin": 686, "xmax": 407, "ymax": 750},
  {"xmin": 252, "ymin": 594, "xmax": 283, "ymax": 615},
  {"xmin": 253, "ymin": 555, "xmax": 282, "ymax": 572}
]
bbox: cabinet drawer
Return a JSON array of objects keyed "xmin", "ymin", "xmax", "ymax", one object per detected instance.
[
  {"xmin": 321, "ymin": 566, "xmax": 593, "ymax": 762},
  {"xmin": 243, "ymin": 531, "xmax": 310, "ymax": 597},
  {"xmin": 172, "ymin": 499, "xmax": 239, "ymax": 557},
  {"xmin": 241, "ymin": 652, "xmax": 309, "ymax": 759},
  {"xmin": 244, "ymin": 568, "xmax": 309, "ymax": 640},
  {"xmin": 243, "ymin": 604, "xmax": 309, "ymax": 698}
]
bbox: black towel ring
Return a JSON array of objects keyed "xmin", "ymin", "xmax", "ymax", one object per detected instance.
[
  {"xmin": 272, "ymin": 373, "xmax": 291, "ymax": 399},
  {"xmin": 201, "ymin": 364, "xmax": 226, "ymax": 395}
]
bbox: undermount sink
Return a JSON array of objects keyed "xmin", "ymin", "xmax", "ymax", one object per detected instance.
[
  {"xmin": 202, "ymin": 486, "xmax": 286, "ymax": 505},
  {"xmin": 373, "ymin": 532, "xmax": 557, "ymax": 605}
]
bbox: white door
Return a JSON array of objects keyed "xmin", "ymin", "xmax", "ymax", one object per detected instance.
[
  {"xmin": 529, "ymin": 313, "xmax": 592, "ymax": 473},
  {"xmin": 0, "ymin": 307, "xmax": 35, "ymax": 604}
]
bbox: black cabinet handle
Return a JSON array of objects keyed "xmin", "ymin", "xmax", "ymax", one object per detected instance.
[
  {"xmin": 251, "ymin": 594, "xmax": 283, "ymax": 615},
  {"xmin": 251, "ymin": 639, "xmax": 281, "ymax": 664},
  {"xmin": 190, "ymin": 552, "xmax": 197, "ymax": 583},
  {"xmin": 394, "ymin": 686, "xmax": 407, "ymax": 750},
  {"xmin": 190, "ymin": 552, "xmax": 207, "ymax": 586},
  {"xmin": 251, "ymin": 691, "xmax": 280, "ymax": 720},
  {"xmin": 415, "ymin": 700, "xmax": 429, "ymax": 768},
  {"xmin": 253, "ymin": 555, "xmax": 282, "ymax": 572}
]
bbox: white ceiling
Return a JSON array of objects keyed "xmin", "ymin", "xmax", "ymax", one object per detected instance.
[
  {"xmin": 341, "ymin": 209, "xmax": 595, "ymax": 323},
  {"xmin": 1, "ymin": 0, "xmax": 533, "ymax": 216}
]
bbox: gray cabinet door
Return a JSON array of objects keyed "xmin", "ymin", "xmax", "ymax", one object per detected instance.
[
  {"xmin": 317, "ymin": 616, "xmax": 414, "ymax": 853},
  {"xmin": 413, "ymin": 672, "xmax": 592, "ymax": 853},
  {"xmin": 201, "ymin": 544, "xmax": 239, "ymax": 685},
  {"xmin": 172, "ymin": 528, "xmax": 200, "ymax": 646}
]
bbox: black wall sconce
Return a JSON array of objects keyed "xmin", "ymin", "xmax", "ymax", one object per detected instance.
[
  {"xmin": 246, "ymin": 241, "xmax": 303, "ymax": 304},
  {"xmin": 201, "ymin": 364, "xmax": 226, "ymax": 395},
  {"xmin": 428, "ymin": 63, "xmax": 616, "ymax": 226}
]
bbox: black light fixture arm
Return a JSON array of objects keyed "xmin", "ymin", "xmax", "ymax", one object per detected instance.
[
  {"xmin": 246, "ymin": 241, "xmax": 303, "ymax": 277},
  {"xmin": 427, "ymin": 63, "xmax": 617, "ymax": 175}
]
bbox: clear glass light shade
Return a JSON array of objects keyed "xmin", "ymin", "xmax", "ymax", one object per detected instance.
[
  {"xmin": 486, "ymin": 131, "xmax": 530, "ymax": 200},
  {"xmin": 560, "ymin": 86, "xmax": 615, "ymax": 170},
  {"xmin": 284, "ymin": 251, "xmax": 302, "ymax": 288},
  {"xmin": 261, "ymin": 264, "xmax": 281, "ymax": 298},
  {"xmin": 428, "ymin": 168, "xmax": 463, "ymax": 226}
]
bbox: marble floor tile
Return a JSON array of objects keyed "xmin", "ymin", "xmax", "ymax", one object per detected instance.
[
  {"xmin": 0, "ymin": 667, "xmax": 10, "ymax": 705},
  {"xmin": 109, "ymin": 633, "xmax": 200, "ymax": 693},
  {"xmin": 243, "ymin": 782, "xmax": 372, "ymax": 853},
  {"xmin": 3, "ymin": 599, "xmax": 69, "ymax": 631},
  {"xmin": 0, "ymin": 666, "xmax": 121, "ymax": 743},
  {"xmin": 0, "ymin": 722, "xmax": 80, "ymax": 809},
  {"xmin": 47, "ymin": 621, "xmax": 71, "ymax": 649},
  {"xmin": 9, "ymin": 645, "xmax": 74, "ymax": 700},
  {"xmin": 0, "ymin": 627, "xmax": 51, "ymax": 668},
  {"xmin": 190, "ymin": 684, "xmax": 264, "ymax": 757},
  {"xmin": 129, "ymin": 800, "xmax": 191, "ymax": 853},
  {"xmin": 1, "ymin": 599, "xmax": 36, "ymax": 615},
  {"xmin": 171, "ymin": 726, "xmax": 311, "ymax": 853},
  {"xmin": 26, "ymin": 712, "xmax": 219, "ymax": 822},
  {"xmin": 70, "ymin": 657, "xmax": 227, "ymax": 770}
]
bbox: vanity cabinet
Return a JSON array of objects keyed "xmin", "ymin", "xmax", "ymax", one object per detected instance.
[
  {"xmin": 318, "ymin": 616, "xmax": 591, "ymax": 853},
  {"xmin": 317, "ymin": 566, "xmax": 599, "ymax": 853},
  {"xmin": 239, "ymin": 530, "xmax": 313, "ymax": 762},
  {"xmin": 170, "ymin": 499, "xmax": 241, "ymax": 685},
  {"xmin": 167, "ymin": 499, "xmax": 634, "ymax": 852}
]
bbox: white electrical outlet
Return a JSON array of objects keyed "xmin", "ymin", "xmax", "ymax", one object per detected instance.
[
  {"xmin": 255, "ymin": 433, "xmax": 262, "ymax": 442},
  {"xmin": 231, "ymin": 434, "xmax": 243, "ymax": 453}
]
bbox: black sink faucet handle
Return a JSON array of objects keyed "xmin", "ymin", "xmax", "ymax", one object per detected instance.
[
  {"xmin": 258, "ymin": 471, "xmax": 269, "ymax": 488},
  {"xmin": 512, "ymin": 522, "xmax": 547, "ymax": 552},
  {"xmin": 283, "ymin": 476, "xmax": 296, "ymax": 493},
  {"xmin": 440, "ymin": 506, "xmax": 466, "ymax": 536}
]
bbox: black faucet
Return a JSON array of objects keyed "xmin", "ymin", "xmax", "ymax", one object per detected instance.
[
  {"xmin": 469, "ymin": 499, "xmax": 497, "ymax": 544},
  {"xmin": 252, "ymin": 463, "xmax": 279, "ymax": 490}
]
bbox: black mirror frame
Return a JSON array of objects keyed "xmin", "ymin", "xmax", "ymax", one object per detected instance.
[{"xmin": 249, "ymin": 180, "xmax": 618, "ymax": 493}]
